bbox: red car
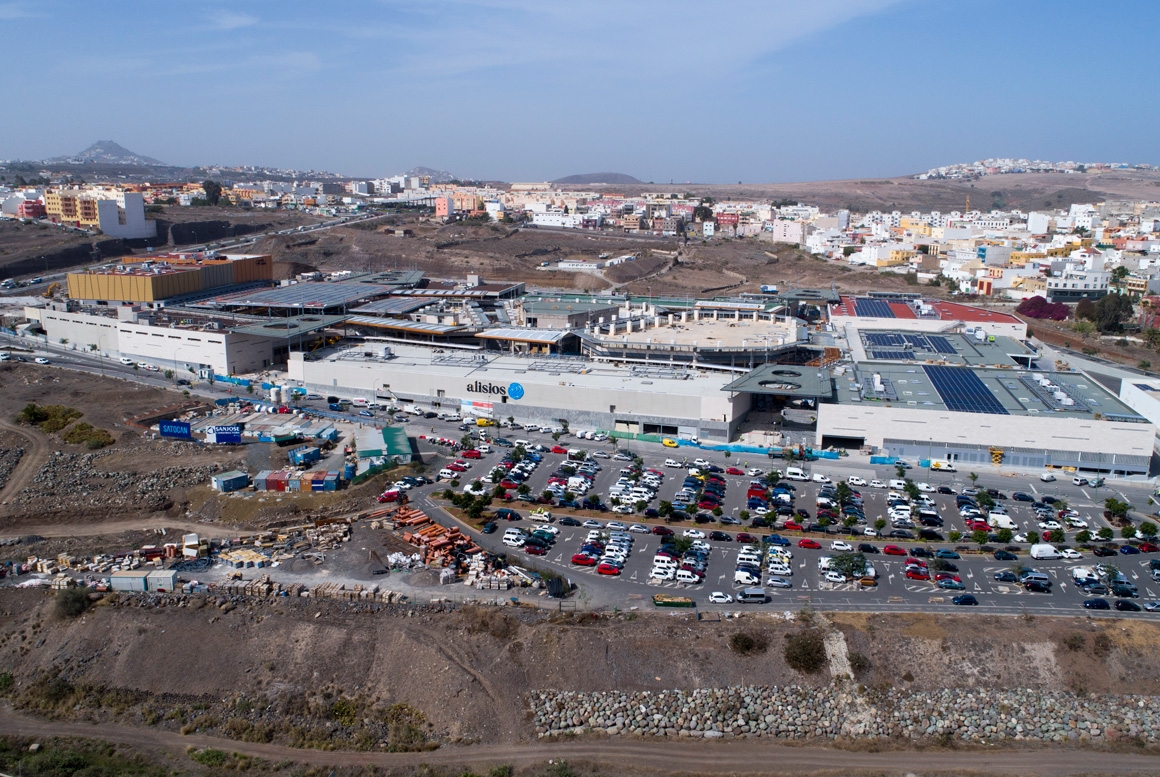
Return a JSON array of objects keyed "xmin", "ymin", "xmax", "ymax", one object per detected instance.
[
  {"xmin": 905, "ymin": 569, "xmax": 931, "ymax": 581},
  {"xmin": 736, "ymin": 532, "xmax": 757, "ymax": 544},
  {"xmin": 377, "ymin": 489, "xmax": 401, "ymax": 503},
  {"xmin": 904, "ymin": 557, "xmax": 928, "ymax": 568},
  {"xmin": 596, "ymin": 562, "xmax": 621, "ymax": 576},
  {"xmin": 967, "ymin": 520, "xmax": 989, "ymax": 532},
  {"xmin": 726, "ymin": 467, "xmax": 744, "ymax": 476},
  {"xmin": 798, "ymin": 538, "xmax": 821, "ymax": 549},
  {"xmin": 447, "ymin": 463, "xmax": 467, "ymax": 472},
  {"xmin": 551, "ymin": 445, "xmax": 568, "ymax": 454},
  {"xmin": 1138, "ymin": 542, "xmax": 1159, "ymax": 553},
  {"xmin": 499, "ymin": 478, "xmax": 519, "ymax": 489},
  {"xmin": 883, "ymin": 544, "xmax": 907, "ymax": 556},
  {"xmin": 571, "ymin": 554, "xmax": 598, "ymax": 566},
  {"xmin": 698, "ymin": 500, "xmax": 719, "ymax": 510},
  {"xmin": 461, "ymin": 449, "xmax": 482, "ymax": 459},
  {"xmin": 524, "ymin": 545, "xmax": 547, "ymax": 556},
  {"xmin": 652, "ymin": 526, "xmax": 674, "ymax": 536},
  {"xmin": 934, "ymin": 572, "xmax": 961, "ymax": 582},
  {"xmin": 783, "ymin": 520, "xmax": 803, "ymax": 531}
]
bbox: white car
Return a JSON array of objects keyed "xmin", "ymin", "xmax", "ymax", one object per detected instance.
[
  {"xmin": 824, "ymin": 570, "xmax": 847, "ymax": 584},
  {"xmin": 916, "ymin": 482, "xmax": 935, "ymax": 492},
  {"xmin": 847, "ymin": 476, "xmax": 867, "ymax": 486},
  {"xmin": 664, "ymin": 459, "xmax": 681, "ymax": 468},
  {"xmin": 34, "ymin": 357, "xmax": 49, "ymax": 365},
  {"xmin": 1013, "ymin": 533, "xmax": 1029, "ymax": 543},
  {"xmin": 606, "ymin": 521, "xmax": 628, "ymax": 531},
  {"xmin": 830, "ymin": 540, "xmax": 853, "ymax": 552},
  {"xmin": 747, "ymin": 468, "xmax": 765, "ymax": 477},
  {"xmin": 1038, "ymin": 520, "xmax": 1063, "ymax": 531},
  {"xmin": 628, "ymin": 523, "xmax": 649, "ymax": 533},
  {"xmin": 694, "ymin": 458, "xmax": 711, "ymax": 468},
  {"xmin": 682, "ymin": 529, "xmax": 706, "ymax": 539},
  {"xmin": 1065, "ymin": 517, "xmax": 1089, "ymax": 529},
  {"xmin": 870, "ymin": 479, "xmax": 887, "ymax": 488},
  {"xmin": 862, "ymin": 527, "xmax": 880, "ymax": 536},
  {"xmin": 1039, "ymin": 473, "xmax": 1056, "ymax": 482},
  {"xmin": 650, "ymin": 567, "xmax": 675, "ymax": 581},
  {"xmin": 1060, "ymin": 548, "xmax": 1083, "ymax": 559},
  {"xmin": 708, "ymin": 591, "xmax": 733, "ymax": 604},
  {"xmin": 811, "ymin": 473, "xmax": 832, "ymax": 484},
  {"xmin": 591, "ymin": 451, "xmax": 611, "ymax": 459}
]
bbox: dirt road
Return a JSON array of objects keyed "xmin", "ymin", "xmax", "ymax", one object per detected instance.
[
  {"xmin": 0, "ymin": 517, "xmax": 244, "ymax": 538},
  {"xmin": 2, "ymin": 707, "xmax": 1157, "ymax": 776},
  {"xmin": 0, "ymin": 416, "xmax": 50, "ymax": 509}
]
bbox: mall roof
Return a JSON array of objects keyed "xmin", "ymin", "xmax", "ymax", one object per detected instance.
[
  {"xmin": 345, "ymin": 316, "xmax": 464, "ymax": 335},
  {"xmin": 721, "ymin": 364, "xmax": 834, "ymax": 398},
  {"xmin": 198, "ymin": 282, "xmax": 388, "ymax": 311},
  {"xmin": 829, "ymin": 295, "xmax": 1021, "ymax": 325},
  {"xmin": 350, "ymin": 297, "xmax": 432, "ymax": 316},
  {"xmin": 850, "ymin": 329, "xmax": 1035, "ymax": 367},
  {"xmin": 521, "ymin": 299, "xmax": 620, "ymax": 314},
  {"xmin": 229, "ymin": 314, "xmax": 349, "ymax": 339},
  {"xmin": 476, "ymin": 328, "xmax": 571, "ymax": 344},
  {"xmin": 835, "ymin": 362, "xmax": 1146, "ymax": 421}
]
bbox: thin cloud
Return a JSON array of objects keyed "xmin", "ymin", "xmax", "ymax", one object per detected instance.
[
  {"xmin": 208, "ymin": 10, "xmax": 258, "ymax": 30},
  {"xmin": 0, "ymin": 2, "xmax": 41, "ymax": 19}
]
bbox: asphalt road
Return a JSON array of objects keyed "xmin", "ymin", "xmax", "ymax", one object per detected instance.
[{"xmin": 393, "ymin": 415, "xmax": 1160, "ymax": 618}]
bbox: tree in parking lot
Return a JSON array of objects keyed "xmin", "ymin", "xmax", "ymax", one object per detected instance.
[
  {"xmin": 874, "ymin": 518, "xmax": 887, "ymax": 533},
  {"xmin": 1121, "ymin": 524, "xmax": 1138, "ymax": 540},
  {"xmin": 1048, "ymin": 529, "xmax": 1065, "ymax": 543},
  {"xmin": 976, "ymin": 491, "xmax": 995, "ymax": 511},
  {"xmin": 658, "ymin": 500, "xmax": 673, "ymax": 517},
  {"xmin": 460, "ymin": 434, "xmax": 475, "ymax": 450},
  {"xmin": 711, "ymin": 506, "xmax": 723, "ymax": 517},
  {"xmin": 895, "ymin": 463, "xmax": 907, "ymax": 479},
  {"xmin": 830, "ymin": 552, "xmax": 867, "ymax": 580},
  {"xmin": 903, "ymin": 480, "xmax": 920, "ymax": 502},
  {"xmin": 844, "ymin": 515, "xmax": 858, "ymax": 529},
  {"xmin": 543, "ymin": 490, "xmax": 555, "ymax": 503},
  {"xmin": 834, "ymin": 482, "xmax": 852, "ymax": 505},
  {"xmin": 563, "ymin": 491, "xmax": 575, "ymax": 503},
  {"xmin": 635, "ymin": 500, "xmax": 648, "ymax": 513},
  {"xmin": 671, "ymin": 536, "xmax": 694, "ymax": 555},
  {"xmin": 517, "ymin": 483, "xmax": 530, "ymax": 496},
  {"xmin": 948, "ymin": 530, "xmax": 962, "ymax": 543},
  {"xmin": 968, "ymin": 472, "xmax": 979, "ymax": 486},
  {"xmin": 1140, "ymin": 521, "xmax": 1158, "ymax": 539},
  {"xmin": 1104, "ymin": 497, "xmax": 1131, "ymax": 521},
  {"xmin": 511, "ymin": 446, "xmax": 526, "ymax": 463},
  {"xmin": 492, "ymin": 484, "xmax": 505, "ymax": 498},
  {"xmin": 764, "ymin": 471, "xmax": 781, "ymax": 488},
  {"xmin": 971, "ymin": 529, "xmax": 989, "ymax": 546},
  {"xmin": 996, "ymin": 528, "xmax": 1013, "ymax": 545},
  {"xmin": 1097, "ymin": 526, "xmax": 1114, "ymax": 541},
  {"xmin": 1026, "ymin": 530, "xmax": 1040, "ymax": 544},
  {"xmin": 1075, "ymin": 529, "xmax": 1092, "ymax": 544},
  {"xmin": 739, "ymin": 510, "xmax": 750, "ymax": 522}
]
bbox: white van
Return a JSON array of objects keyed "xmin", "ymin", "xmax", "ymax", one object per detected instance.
[
  {"xmin": 811, "ymin": 472, "xmax": 831, "ymax": 484},
  {"xmin": 766, "ymin": 562, "xmax": 792, "ymax": 576},
  {"xmin": 734, "ymin": 569, "xmax": 761, "ymax": 586},
  {"xmin": 352, "ymin": 398, "xmax": 369, "ymax": 407},
  {"xmin": 785, "ymin": 467, "xmax": 808, "ymax": 481},
  {"xmin": 514, "ymin": 439, "xmax": 531, "ymax": 449},
  {"xmin": 928, "ymin": 461, "xmax": 956, "ymax": 472},
  {"xmin": 817, "ymin": 555, "xmax": 835, "ymax": 571},
  {"xmin": 1030, "ymin": 543, "xmax": 1061, "ymax": 560},
  {"xmin": 736, "ymin": 587, "xmax": 768, "ymax": 603},
  {"xmin": 675, "ymin": 569, "xmax": 702, "ymax": 584},
  {"xmin": 888, "ymin": 479, "xmax": 907, "ymax": 490},
  {"xmin": 988, "ymin": 513, "xmax": 1018, "ymax": 530},
  {"xmin": 118, "ymin": 356, "xmax": 135, "ymax": 365},
  {"xmin": 502, "ymin": 534, "xmax": 525, "ymax": 548},
  {"xmin": 438, "ymin": 468, "xmax": 456, "ymax": 480}
]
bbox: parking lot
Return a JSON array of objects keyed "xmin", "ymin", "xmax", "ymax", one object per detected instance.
[{"xmin": 400, "ymin": 413, "xmax": 1160, "ymax": 616}]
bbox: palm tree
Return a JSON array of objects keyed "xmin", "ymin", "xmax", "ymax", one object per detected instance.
[{"xmin": 969, "ymin": 472, "xmax": 979, "ymax": 486}]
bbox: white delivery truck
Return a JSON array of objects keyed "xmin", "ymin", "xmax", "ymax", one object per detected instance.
[{"xmin": 1030, "ymin": 543, "xmax": 1061, "ymax": 560}]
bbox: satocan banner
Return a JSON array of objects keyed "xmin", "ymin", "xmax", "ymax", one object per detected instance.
[{"xmin": 158, "ymin": 420, "xmax": 192, "ymax": 440}]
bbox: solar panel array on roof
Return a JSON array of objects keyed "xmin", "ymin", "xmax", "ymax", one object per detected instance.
[
  {"xmin": 865, "ymin": 332, "xmax": 904, "ymax": 347},
  {"xmin": 923, "ymin": 365, "xmax": 1009, "ymax": 415},
  {"xmin": 870, "ymin": 350, "xmax": 916, "ymax": 360},
  {"xmin": 853, "ymin": 299, "xmax": 895, "ymax": 318},
  {"xmin": 927, "ymin": 335, "xmax": 958, "ymax": 354}
]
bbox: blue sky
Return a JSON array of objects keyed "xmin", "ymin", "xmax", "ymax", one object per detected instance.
[{"xmin": 2, "ymin": 0, "xmax": 1157, "ymax": 182}]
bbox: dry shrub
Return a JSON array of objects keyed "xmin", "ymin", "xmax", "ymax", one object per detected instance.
[
  {"xmin": 729, "ymin": 630, "xmax": 769, "ymax": 655},
  {"xmin": 783, "ymin": 629, "xmax": 827, "ymax": 674}
]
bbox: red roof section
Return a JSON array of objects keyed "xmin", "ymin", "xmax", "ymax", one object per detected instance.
[
  {"xmin": 888, "ymin": 302, "xmax": 916, "ymax": 319},
  {"xmin": 928, "ymin": 300, "xmax": 1020, "ymax": 324},
  {"xmin": 829, "ymin": 295, "xmax": 857, "ymax": 316}
]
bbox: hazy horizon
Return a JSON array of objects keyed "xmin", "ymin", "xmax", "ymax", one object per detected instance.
[{"xmin": 2, "ymin": 0, "xmax": 1158, "ymax": 183}]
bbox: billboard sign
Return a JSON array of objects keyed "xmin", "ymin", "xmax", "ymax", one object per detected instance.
[
  {"xmin": 159, "ymin": 420, "xmax": 192, "ymax": 440},
  {"xmin": 207, "ymin": 424, "xmax": 242, "ymax": 444}
]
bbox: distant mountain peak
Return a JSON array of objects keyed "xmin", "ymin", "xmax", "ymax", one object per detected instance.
[
  {"xmin": 405, "ymin": 166, "xmax": 456, "ymax": 183},
  {"xmin": 552, "ymin": 172, "xmax": 641, "ymax": 185},
  {"xmin": 47, "ymin": 140, "xmax": 167, "ymax": 166}
]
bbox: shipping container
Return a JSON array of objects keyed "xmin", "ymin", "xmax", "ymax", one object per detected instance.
[
  {"xmin": 254, "ymin": 470, "xmax": 273, "ymax": 491},
  {"xmin": 110, "ymin": 569, "xmax": 150, "ymax": 593},
  {"xmin": 211, "ymin": 470, "xmax": 250, "ymax": 493}
]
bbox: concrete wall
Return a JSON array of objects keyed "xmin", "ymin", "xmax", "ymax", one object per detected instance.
[
  {"xmin": 817, "ymin": 402, "xmax": 1154, "ymax": 474},
  {"xmin": 829, "ymin": 313, "xmax": 1027, "ymax": 339},
  {"xmin": 287, "ymin": 354, "xmax": 747, "ymax": 441}
]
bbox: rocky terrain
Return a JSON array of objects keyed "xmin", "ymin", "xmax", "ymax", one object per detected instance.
[{"xmin": 534, "ymin": 685, "xmax": 1157, "ymax": 744}]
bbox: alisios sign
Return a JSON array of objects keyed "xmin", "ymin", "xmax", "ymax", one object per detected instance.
[{"xmin": 465, "ymin": 380, "xmax": 525, "ymax": 400}]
